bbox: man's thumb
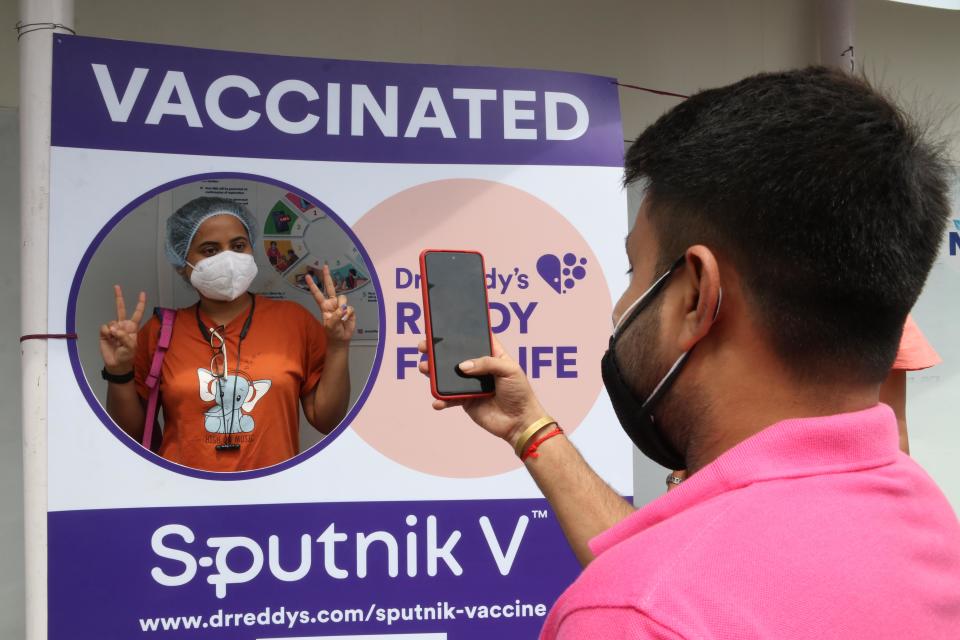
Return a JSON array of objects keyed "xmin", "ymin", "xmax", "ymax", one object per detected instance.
[{"xmin": 458, "ymin": 356, "xmax": 518, "ymax": 378}]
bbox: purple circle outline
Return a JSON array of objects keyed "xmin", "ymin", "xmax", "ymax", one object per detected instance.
[{"xmin": 66, "ymin": 171, "xmax": 387, "ymax": 480}]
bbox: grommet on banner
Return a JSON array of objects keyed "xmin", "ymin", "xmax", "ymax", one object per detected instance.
[
  {"xmin": 14, "ymin": 21, "xmax": 77, "ymax": 40},
  {"xmin": 19, "ymin": 333, "xmax": 78, "ymax": 343}
]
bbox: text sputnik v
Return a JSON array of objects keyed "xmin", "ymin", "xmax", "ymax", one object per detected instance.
[
  {"xmin": 152, "ymin": 514, "xmax": 531, "ymax": 599},
  {"xmin": 91, "ymin": 64, "xmax": 590, "ymax": 140},
  {"xmin": 394, "ymin": 267, "xmax": 579, "ymax": 380}
]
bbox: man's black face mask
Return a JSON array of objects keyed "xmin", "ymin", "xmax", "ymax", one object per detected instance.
[{"xmin": 600, "ymin": 256, "xmax": 720, "ymax": 470}]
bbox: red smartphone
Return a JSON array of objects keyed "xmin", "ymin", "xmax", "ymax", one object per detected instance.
[{"xmin": 419, "ymin": 249, "xmax": 495, "ymax": 400}]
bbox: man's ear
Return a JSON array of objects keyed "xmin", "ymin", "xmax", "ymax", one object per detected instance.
[{"xmin": 676, "ymin": 245, "xmax": 721, "ymax": 352}]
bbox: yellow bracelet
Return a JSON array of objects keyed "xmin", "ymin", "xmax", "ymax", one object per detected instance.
[{"xmin": 513, "ymin": 416, "xmax": 558, "ymax": 457}]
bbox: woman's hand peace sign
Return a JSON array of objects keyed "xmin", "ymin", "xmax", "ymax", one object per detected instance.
[
  {"xmin": 99, "ymin": 285, "xmax": 146, "ymax": 374},
  {"xmin": 306, "ymin": 265, "xmax": 356, "ymax": 346}
]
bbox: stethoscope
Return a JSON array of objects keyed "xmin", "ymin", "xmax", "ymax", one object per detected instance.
[{"xmin": 196, "ymin": 294, "xmax": 256, "ymax": 451}]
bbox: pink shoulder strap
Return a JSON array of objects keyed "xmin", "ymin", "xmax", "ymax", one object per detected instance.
[{"xmin": 142, "ymin": 308, "xmax": 175, "ymax": 450}]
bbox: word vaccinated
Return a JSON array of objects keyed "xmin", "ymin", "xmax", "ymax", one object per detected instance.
[{"xmin": 92, "ymin": 65, "xmax": 590, "ymax": 141}]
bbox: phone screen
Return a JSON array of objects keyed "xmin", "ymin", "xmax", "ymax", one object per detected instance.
[{"xmin": 423, "ymin": 251, "xmax": 495, "ymax": 396}]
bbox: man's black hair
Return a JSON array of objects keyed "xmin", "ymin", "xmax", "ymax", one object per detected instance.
[{"xmin": 624, "ymin": 66, "xmax": 951, "ymax": 384}]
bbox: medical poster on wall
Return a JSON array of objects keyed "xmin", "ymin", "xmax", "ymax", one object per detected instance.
[
  {"xmin": 166, "ymin": 179, "xmax": 380, "ymax": 340},
  {"xmin": 47, "ymin": 35, "xmax": 629, "ymax": 638}
]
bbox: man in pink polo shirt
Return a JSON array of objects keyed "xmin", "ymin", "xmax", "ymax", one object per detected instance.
[{"xmin": 419, "ymin": 67, "xmax": 960, "ymax": 638}]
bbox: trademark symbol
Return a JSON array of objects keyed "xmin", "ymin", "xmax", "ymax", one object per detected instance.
[{"xmin": 531, "ymin": 509, "xmax": 549, "ymax": 519}]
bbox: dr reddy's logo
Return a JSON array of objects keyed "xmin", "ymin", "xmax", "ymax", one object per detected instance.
[
  {"xmin": 536, "ymin": 252, "xmax": 588, "ymax": 294},
  {"xmin": 951, "ymin": 220, "xmax": 960, "ymax": 256}
]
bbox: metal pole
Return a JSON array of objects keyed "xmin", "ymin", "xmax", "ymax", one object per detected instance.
[
  {"xmin": 817, "ymin": 0, "xmax": 855, "ymax": 72},
  {"xmin": 19, "ymin": 1, "xmax": 74, "ymax": 638}
]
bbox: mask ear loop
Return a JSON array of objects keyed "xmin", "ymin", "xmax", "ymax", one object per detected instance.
[
  {"xmin": 641, "ymin": 286, "xmax": 722, "ymax": 413},
  {"xmin": 613, "ymin": 255, "xmax": 685, "ymax": 337}
]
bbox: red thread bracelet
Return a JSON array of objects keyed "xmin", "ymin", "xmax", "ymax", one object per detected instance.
[{"xmin": 520, "ymin": 426, "xmax": 564, "ymax": 461}]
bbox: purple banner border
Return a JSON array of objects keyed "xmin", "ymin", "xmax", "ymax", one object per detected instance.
[{"xmin": 51, "ymin": 34, "xmax": 625, "ymax": 168}]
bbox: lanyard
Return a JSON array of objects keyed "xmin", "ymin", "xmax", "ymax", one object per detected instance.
[{"xmin": 195, "ymin": 294, "xmax": 256, "ymax": 451}]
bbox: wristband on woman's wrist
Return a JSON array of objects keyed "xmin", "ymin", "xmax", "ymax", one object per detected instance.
[
  {"xmin": 513, "ymin": 416, "xmax": 558, "ymax": 457},
  {"xmin": 101, "ymin": 367, "xmax": 134, "ymax": 384}
]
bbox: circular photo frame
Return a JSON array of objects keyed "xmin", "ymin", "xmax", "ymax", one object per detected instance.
[{"xmin": 66, "ymin": 172, "xmax": 385, "ymax": 480}]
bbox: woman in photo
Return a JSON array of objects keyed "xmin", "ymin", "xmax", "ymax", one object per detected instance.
[{"xmin": 98, "ymin": 197, "xmax": 355, "ymax": 472}]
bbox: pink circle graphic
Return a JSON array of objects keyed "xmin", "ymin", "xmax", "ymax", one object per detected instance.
[{"xmin": 353, "ymin": 179, "xmax": 612, "ymax": 477}]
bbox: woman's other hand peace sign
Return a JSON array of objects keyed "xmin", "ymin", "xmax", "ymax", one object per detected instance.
[{"xmin": 306, "ymin": 265, "xmax": 356, "ymax": 346}]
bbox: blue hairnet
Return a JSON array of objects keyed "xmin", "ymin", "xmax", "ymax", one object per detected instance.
[{"xmin": 164, "ymin": 197, "xmax": 258, "ymax": 267}]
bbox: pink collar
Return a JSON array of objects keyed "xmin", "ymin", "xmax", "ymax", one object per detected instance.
[{"xmin": 592, "ymin": 404, "xmax": 900, "ymax": 556}]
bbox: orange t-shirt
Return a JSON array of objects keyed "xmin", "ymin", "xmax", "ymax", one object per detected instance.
[
  {"xmin": 893, "ymin": 315, "xmax": 941, "ymax": 372},
  {"xmin": 135, "ymin": 296, "xmax": 326, "ymax": 472}
]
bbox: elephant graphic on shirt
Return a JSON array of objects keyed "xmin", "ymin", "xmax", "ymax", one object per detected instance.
[{"xmin": 197, "ymin": 368, "xmax": 272, "ymax": 434}]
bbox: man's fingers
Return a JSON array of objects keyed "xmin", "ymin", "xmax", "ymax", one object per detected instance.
[
  {"xmin": 457, "ymin": 355, "xmax": 520, "ymax": 379},
  {"xmin": 114, "ymin": 284, "xmax": 127, "ymax": 321},
  {"xmin": 417, "ymin": 340, "xmax": 428, "ymax": 354},
  {"xmin": 432, "ymin": 398, "xmax": 467, "ymax": 411},
  {"xmin": 418, "ymin": 360, "xmax": 430, "ymax": 376},
  {"xmin": 130, "ymin": 291, "xmax": 146, "ymax": 325},
  {"xmin": 490, "ymin": 334, "xmax": 507, "ymax": 358},
  {"xmin": 666, "ymin": 470, "xmax": 687, "ymax": 492}
]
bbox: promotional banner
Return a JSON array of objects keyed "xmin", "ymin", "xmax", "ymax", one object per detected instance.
[{"xmin": 48, "ymin": 35, "xmax": 630, "ymax": 639}]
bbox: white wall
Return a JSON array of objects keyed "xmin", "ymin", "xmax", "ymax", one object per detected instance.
[
  {"xmin": 2, "ymin": 1, "xmax": 959, "ymax": 637},
  {"xmin": 843, "ymin": 0, "xmax": 960, "ymax": 519},
  {"xmin": 2, "ymin": 0, "xmax": 957, "ymax": 140}
]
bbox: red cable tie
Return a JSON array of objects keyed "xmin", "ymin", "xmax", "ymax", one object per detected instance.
[
  {"xmin": 613, "ymin": 80, "xmax": 689, "ymax": 100},
  {"xmin": 19, "ymin": 333, "xmax": 78, "ymax": 343},
  {"xmin": 521, "ymin": 426, "xmax": 565, "ymax": 461}
]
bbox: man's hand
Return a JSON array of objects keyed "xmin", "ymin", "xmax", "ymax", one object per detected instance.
[
  {"xmin": 666, "ymin": 470, "xmax": 687, "ymax": 492},
  {"xmin": 417, "ymin": 335, "xmax": 549, "ymax": 448},
  {"xmin": 307, "ymin": 265, "xmax": 356, "ymax": 346},
  {"xmin": 418, "ymin": 334, "xmax": 634, "ymax": 566}
]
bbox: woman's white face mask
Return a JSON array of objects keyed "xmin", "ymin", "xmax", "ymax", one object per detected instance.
[{"xmin": 187, "ymin": 251, "xmax": 258, "ymax": 301}]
